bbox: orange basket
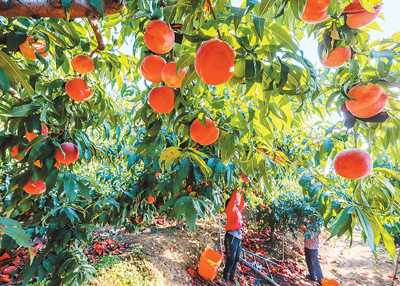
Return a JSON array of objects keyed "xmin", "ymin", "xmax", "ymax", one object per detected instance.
[
  {"xmin": 322, "ymin": 279, "xmax": 340, "ymax": 286},
  {"xmin": 197, "ymin": 248, "xmax": 223, "ymax": 280}
]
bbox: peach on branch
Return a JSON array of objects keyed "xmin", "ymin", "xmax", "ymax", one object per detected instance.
[
  {"xmin": 71, "ymin": 55, "xmax": 94, "ymax": 74},
  {"xmin": 301, "ymin": 0, "xmax": 331, "ymax": 23},
  {"xmin": 320, "ymin": 46, "xmax": 352, "ymax": 68},
  {"xmin": 23, "ymin": 177, "xmax": 46, "ymax": 194},
  {"xmin": 65, "ymin": 78, "xmax": 92, "ymax": 102},
  {"xmin": 140, "ymin": 55, "xmax": 166, "ymax": 83},
  {"xmin": 19, "ymin": 37, "xmax": 48, "ymax": 60},
  {"xmin": 55, "ymin": 142, "xmax": 80, "ymax": 166},
  {"xmin": 190, "ymin": 117, "xmax": 219, "ymax": 145},
  {"xmin": 161, "ymin": 62, "xmax": 187, "ymax": 88},
  {"xmin": 144, "ymin": 20, "xmax": 175, "ymax": 54},
  {"xmin": 342, "ymin": 0, "xmax": 383, "ymax": 29},
  {"xmin": 345, "ymin": 83, "xmax": 388, "ymax": 118},
  {"xmin": 26, "ymin": 125, "xmax": 49, "ymax": 142},
  {"xmin": 148, "ymin": 86, "xmax": 175, "ymax": 114},
  {"xmin": 195, "ymin": 39, "xmax": 235, "ymax": 86},
  {"xmin": 333, "ymin": 149, "xmax": 373, "ymax": 179}
]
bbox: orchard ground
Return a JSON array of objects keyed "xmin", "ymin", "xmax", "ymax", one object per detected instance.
[{"xmin": 90, "ymin": 212, "xmax": 395, "ymax": 286}]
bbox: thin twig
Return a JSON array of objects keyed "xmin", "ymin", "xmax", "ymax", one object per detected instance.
[
  {"xmin": 87, "ymin": 13, "xmax": 105, "ymax": 51},
  {"xmin": 90, "ymin": 47, "xmax": 99, "ymax": 58},
  {"xmin": 353, "ymin": 123, "xmax": 357, "ymax": 148},
  {"xmin": 206, "ymin": 0, "xmax": 222, "ymax": 40},
  {"xmin": 8, "ymin": 90, "xmax": 23, "ymax": 101},
  {"xmin": 27, "ymin": 19, "xmax": 44, "ymax": 36}
]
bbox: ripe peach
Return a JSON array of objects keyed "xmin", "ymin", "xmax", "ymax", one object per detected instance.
[
  {"xmin": 343, "ymin": 0, "xmax": 383, "ymax": 29},
  {"xmin": 333, "ymin": 149, "xmax": 372, "ymax": 179},
  {"xmin": 140, "ymin": 55, "xmax": 166, "ymax": 83},
  {"xmin": 148, "ymin": 86, "xmax": 175, "ymax": 113},
  {"xmin": 241, "ymin": 174, "xmax": 250, "ymax": 183},
  {"xmin": 144, "ymin": 20, "xmax": 175, "ymax": 54},
  {"xmin": 301, "ymin": 0, "xmax": 331, "ymax": 23},
  {"xmin": 195, "ymin": 39, "xmax": 235, "ymax": 86},
  {"xmin": 320, "ymin": 46, "xmax": 351, "ymax": 68},
  {"xmin": 345, "ymin": 83, "xmax": 388, "ymax": 118},
  {"xmin": 267, "ymin": 152, "xmax": 286, "ymax": 164},
  {"xmin": 19, "ymin": 39, "xmax": 48, "ymax": 60},
  {"xmin": 161, "ymin": 62, "xmax": 187, "ymax": 88},
  {"xmin": 23, "ymin": 177, "xmax": 46, "ymax": 194},
  {"xmin": 190, "ymin": 117, "xmax": 219, "ymax": 145},
  {"xmin": 55, "ymin": 142, "xmax": 80, "ymax": 166},
  {"xmin": 71, "ymin": 55, "xmax": 94, "ymax": 74},
  {"xmin": 65, "ymin": 78, "xmax": 92, "ymax": 102},
  {"xmin": 11, "ymin": 145, "xmax": 24, "ymax": 161},
  {"xmin": 26, "ymin": 125, "xmax": 49, "ymax": 142}
]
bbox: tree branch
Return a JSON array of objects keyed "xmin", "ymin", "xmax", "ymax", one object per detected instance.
[
  {"xmin": 87, "ymin": 13, "xmax": 105, "ymax": 51},
  {"xmin": 0, "ymin": 0, "xmax": 123, "ymax": 19},
  {"xmin": 0, "ymin": 0, "xmax": 122, "ymax": 52}
]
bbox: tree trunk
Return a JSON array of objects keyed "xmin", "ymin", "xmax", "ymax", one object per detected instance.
[{"xmin": 0, "ymin": 0, "xmax": 123, "ymax": 20}]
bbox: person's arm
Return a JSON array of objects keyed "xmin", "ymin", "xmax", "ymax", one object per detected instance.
[
  {"xmin": 226, "ymin": 189, "xmax": 238, "ymax": 213},
  {"xmin": 238, "ymin": 189, "xmax": 245, "ymax": 211}
]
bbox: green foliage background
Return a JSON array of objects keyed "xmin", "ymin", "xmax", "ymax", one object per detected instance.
[{"xmin": 0, "ymin": 0, "xmax": 399, "ymax": 284}]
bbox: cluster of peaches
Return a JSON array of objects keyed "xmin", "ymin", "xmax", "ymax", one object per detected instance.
[
  {"xmin": 302, "ymin": 0, "xmax": 382, "ymax": 69},
  {"xmin": 140, "ymin": 20, "xmax": 235, "ymax": 146},
  {"xmin": 11, "ymin": 127, "xmax": 80, "ymax": 195},
  {"xmin": 19, "ymin": 37, "xmax": 94, "ymax": 102},
  {"xmin": 15, "ymin": 38, "xmax": 98, "ymax": 194},
  {"xmin": 302, "ymin": 0, "xmax": 386, "ymax": 180}
]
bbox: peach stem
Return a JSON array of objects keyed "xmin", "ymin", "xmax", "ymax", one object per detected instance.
[{"xmin": 206, "ymin": 0, "xmax": 222, "ymax": 40}]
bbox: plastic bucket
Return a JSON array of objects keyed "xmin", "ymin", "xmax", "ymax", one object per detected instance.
[
  {"xmin": 322, "ymin": 279, "xmax": 341, "ymax": 286},
  {"xmin": 197, "ymin": 248, "xmax": 223, "ymax": 280}
]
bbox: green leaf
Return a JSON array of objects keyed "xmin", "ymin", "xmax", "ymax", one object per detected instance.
[
  {"xmin": 230, "ymin": 7, "xmax": 247, "ymax": 31},
  {"xmin": 0, "ymin": 66, "xmax": 9, "ymax": 94},
  {"xmin": 88, "ymin": 0, "xmax": 104, "ymax": 17},
  {"xmin": 259, "ymin": 0, "xmax": 275, "ymax": 16},
  {"xmin": 0, "ymin": 104, "xmax": 40, "ymax": 117},
  {"xmin": 174, "ymin": 157, "xmax": 190, "ymax": 192},
  {"xmin": 159, "ymin": 147, "xmax": 182, "ymax": 172},
  {"xmin": 1, "ymin": 226, "xmax": 30, "ymax": 248},
  {"xmin": 265, "ymin": 23, "xmax": 298, "ymax": 51},
  {"xmin": 176, "ymin": 53, "xmax": 195, "ymax": 74},
  {"xmin": 181, "ymin": 65, "xmax": 198, "ymax": 90},
  {"xmin": 6, "ymin": 32, "xmax": 27, "ymax": 53},
  {"xmin": 323, "ymin": 138, "xmax": 334, "ymax": 155},
  {"xmin": 0, "ymin": 217, "xmax": 22, "ymax": 228},
  {"xmin": 186, "ymin": 202, "xmax": 197, "ymax": 232},
  {"xmin": 0, "ymin": 51, "xmax": 34, "ymax": 98},
  {"xmin": 289, "ymin": 0, "xmax": 306, "ymax": 20},
  {"xmin": 355, "ymin": 209, "xmax": 376, "ymax": 252},
  {"xmin": 252, "ymin": 14, "xmax": 266, "ymax": 40}
]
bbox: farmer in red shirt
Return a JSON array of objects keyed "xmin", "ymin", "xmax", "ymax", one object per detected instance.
[{"xmin": 223, "ymin": 189, "xmax": 245, "ymax": 284}]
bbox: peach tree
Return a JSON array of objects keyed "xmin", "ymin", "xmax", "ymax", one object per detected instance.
[{"xmin": 0, "ymin": 0, "xmax": 399, "ymax": 284}]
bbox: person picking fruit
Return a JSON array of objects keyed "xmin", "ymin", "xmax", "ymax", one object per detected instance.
[
  {"xmin": 303, "ymin": 221, "xmax": 324, "ymax": 285},
  {"xmin": 223, "ymin": 189, "xmax": 245, "ymax": 284}
]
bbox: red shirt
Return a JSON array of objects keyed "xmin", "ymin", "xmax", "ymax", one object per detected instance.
[{"xmin": 225, "ymin": 189, "xmax": 245, "ymax": 231}]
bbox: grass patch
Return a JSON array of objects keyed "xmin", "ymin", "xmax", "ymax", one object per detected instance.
[{"xmin": 89, "ymin": 247, "xmax": 165, "ymax": 286}]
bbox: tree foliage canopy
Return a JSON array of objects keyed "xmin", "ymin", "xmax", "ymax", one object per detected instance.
[{"xmin": 0, "ymin": 0, "xmax": 399, "ymax": 284}]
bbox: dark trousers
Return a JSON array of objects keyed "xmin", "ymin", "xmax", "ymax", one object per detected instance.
[
  {"xmin": 223, "ymin": 232, "xmax": 242, "ymax": 281},
  {"xmin": 305, "ymin": 247, "xmax": 323, "ymax": 282}
]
